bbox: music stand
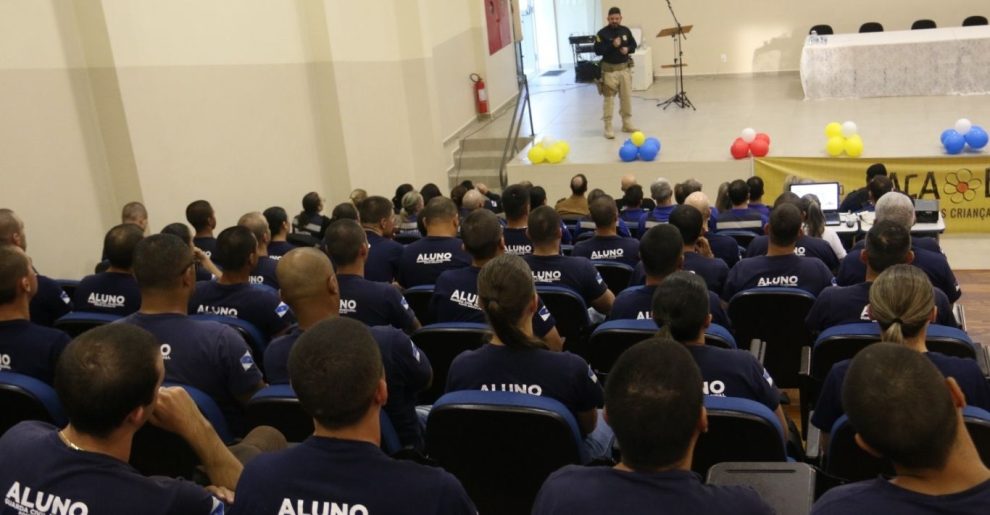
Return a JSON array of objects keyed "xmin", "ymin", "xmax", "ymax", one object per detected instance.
[{"xmin": 656, "ymin": 20, "xmax": 695, "ymax": 110}]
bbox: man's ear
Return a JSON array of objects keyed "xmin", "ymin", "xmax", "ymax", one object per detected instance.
[
  {"xmin": 697, "ymin": 406, "xmax": 709, "ymax": 434},
  {"xmin": 860, "ymin": 249, "xmax": 869, "ymax": 265},
  {"xmin": 763, "ymin": 223, "xmax": 771, "ymax": 236},
  {"xmin": 946, "ymin": 377, "xmax": 967, "ymax": 409},
  {"xmin": 854, "ymin": 433, "xmax": 884, "ymax": 458},
  {"xmin": 905, "ymin": 250, "xmax": 915, "ymax": 264}
]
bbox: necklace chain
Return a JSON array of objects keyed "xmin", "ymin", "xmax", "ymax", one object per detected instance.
[{"xmin": 59, "ymin": 431, "xmax": 84, "ymax": 452}]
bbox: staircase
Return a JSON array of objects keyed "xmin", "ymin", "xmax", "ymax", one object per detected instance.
[{"xmin": 447, "ymin": 135, "xmax": 533, "ymax": 191}]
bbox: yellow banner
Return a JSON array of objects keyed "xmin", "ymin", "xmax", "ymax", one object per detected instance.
[{"xmin": 754, "ymin": 157, "xmax": 990, "ymax": 233}]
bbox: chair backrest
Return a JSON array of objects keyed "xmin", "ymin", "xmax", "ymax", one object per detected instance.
[
  {"xmin": 809, "ymin": 24, "xmax": 834, "ymax": 35},
  {"xmin": 411, "ymin": 322, "xmax": 492, "ymax": 404},
  {"xmin": 395, "ymin": 231, "xmax": 422, "ymax": 245},
  {"xmin": 715, "ymin": 229, "xmax": 758, "ymax": 249},
  {"xmin": 858, "ymin": 22, "xmax": 884, "ymax": 32},
  {"xmin": 402, "ymin": 285, "xmax": 436, "ymax": 325},
  {"xmin": 911, "ymin": 19, "xmax": 937, "ymax": 29},
  {"xmin": 189, "ymin": 314, "xmax": 269, "ymax": 358},
  {"xmin": 536, "ymin": 285, "xmax": 591, "ymax": 355},
  {"xmin": 166, "ymin": 382, "xmax": 233, "ymax": 443},
  {"xmin": 53, "ymin": 311, "xmax": 122, "ymax": 338},
  {"xmin": 728, "ymin": 288, "xmax": 817, "ymax": 388},
  {"xmin": 560, "ymin": 244, "xmax": 574, "ymax": 256},
  {"xmin": 592, "ymin": 261, "xmax": 633, "ymax": 295},
  {"xmin": 286, "ymin": 233, "xmax": 320, "ymax": 247},
  {"xmin": 693, "ymin": 396, "xmax": 787, "ymax": 476},
  {"xmin": 56, "ymin": 279, "xmax": 80, "ymax": 300},
  {"xmin": 246, "ymin": 384, "xmax": 401, "ymax": 453},
  {"xmin": 426, "ymin": 390, "xmax": 585, "ymax": 515},
  {"xmin": 0, "ymin": 372, "xmax": 66, "ymax": 436},
  {"xmin": 707, "ymin": 462, "xmax": 816, "ymax": 515},
  {"xmin": 588, "ymin": 319, "xmax": 737, "ymax": 374},
  {"xmin": 963, "ymin": 15, "xmax": 989, "ymax": 26}
]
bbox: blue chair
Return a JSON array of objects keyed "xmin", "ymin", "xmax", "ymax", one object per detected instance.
[
  {"xmin": 395, "ymin": 231, "xmax": 422, "ymax": 245},
  {"xmin": 53, "ymin": 312, "xmax": 122, "ymax": 338},
  {"xmin": 536, "ymin": 285, "xmax": 591, "ymax": 356},
  {"xmin": 55, "ymin": 279, "xmax": 80, "ymax": 300},
  {"xmin": 403, "ymin": 285, "xmax": 436, "ymax": 325},
  {"xmin": 0, "ymin": 372, "xmax": 67, "ymax": 436},
  {"xmin": 693, "ymin": 396, "xmax": 787, "ymax": 476},
  {"xmin": 728, "ymin": 287, "xmax": 817, "ymax": 389},
  {"xmin": 588, "ymin": 319, "xmax": 736, "ymax": 375},
  {"xmin": 189, "ymin": 314, "xmax": 268, "ymax": 358},
  {"xmin": 411, "ymin": 322, "xmax": 491, "ymax": 404},
  {"xmin": 246, "ymin": 385, "xmax": 401, "ymax": 453},
  {"xmin": 592, "ymin": 261, "xmax": 634, "ymax": 296},
  {"xmin": 715, "ymin": 229, "xmax": 759, "ymax": 249},
  {"xmin": 426, "ymin": 391, "xmax": 586, "ymax": 515}
]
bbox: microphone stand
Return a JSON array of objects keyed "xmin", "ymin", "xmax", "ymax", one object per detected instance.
[{"xmin": 657, "ymin": 0, "xmax": 696, "ymax": 110}]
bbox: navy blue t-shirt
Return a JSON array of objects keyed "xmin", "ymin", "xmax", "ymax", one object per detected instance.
[
  {"xmin": 619, "ymin": 207, "xmax": 646, "ymax": 226},
  {"xmin": 745, "ymin": 235, "xmax": 840, "ymax": 271},
  {"xmin": 264, "ymin": 325, "xmax": 432, "ymax": 448},
  {"xmin": 230, "ymin": 437, "xmax": 475, "ymax": 515},
  {"xmin": 267, "ymin": 240, "xmax": 296, "ymax": 260},
  {"xmin": 30, "ymin": 274, "xmax": 72, "ymax": 327},
  {"xmin": 503, "ymin": 227, "xmax": 533, "ymax": 256},
  {"xmin": 250, "ymin": 257, "xmax": 280, "ymax": 289},
  {"xmin": 189, "ymin": 281, "xmax": 293, "ymax": 339},
  {"xmin": 0, "ymin": 319, "xmax": 70, "ymax": 384},
  {"xmin": 708, "ymin": 233, "xmax": 742, "ymax": 268},
  {"xmin": 120, "ymin": 312, "xmax": 264, "ymax": 432},
  {"xmin": 837, "ymin": 245, "xmax": 960, "ymax": 302},
  {"xmin": 364, "ymin": 231, "xmax": 404, "ymax": 283},
  {"xmin": 749, "ymin": 202, "xmax": 771, "ymax": 219},
  {"xmin": 523, "ymin": 254, "xmax": 609, "ymax": 307},
  {"xmin": 396, "ymin": 236, "xmax": 471, "ymax": 288},
  {"xmin": 431, "ymin": 266, "xmax": 557, "ymax": 338},
  {"xmin": 447, "ymin": 344, "xmax": 603, "ymax": 424},
  {"xmin": 805, "ymin": 282, "xmax": 957, "ymax": 334},
  {"xmin": 72, "ymin": 271, "xmax": 141, "ymax": 316},
  {"xmin": 812, "ymin": 351, "xmax": 990, "ymax": 433},
  {"xmin": 812, "ymin": 476, "xmax": 990, "ymax": 515},
  {"xmin": 715, "ymin": 208, "xmax": 767, "ymax": 234},
  {"xmin": 193, "ymin": 236, "xmax": 217, "ymax": 257},
  {"xmin": 533, "ymin": 466, "xmax": 773, "ymax": 515},
  {"xmin": 0, "ymin": 421, "xmax": 223, "ymax": 515},
  {"xmin": 687, "ymin": 344, "xmax": 780, "ymax": 412},
  {"xmin": 722, "ymin": 254, "xmax": 836, "ymax": 301},
  {"xmin": 609, "ymin": 285, "xmax": 731, "ymax": 329},
  {"xmin": 683, "ymin": 252, "xmax": 729, "ymax": 294},
  {"xmin": 572, "ymin": 236, "xmax": 640, "ymax": 267},
  {"xmin": 636, "ymin": 205, "xmax": 676, "ymax": 234},
  {"xmin": 337, "ymin": 274, "xmax": 417, "ymax": 332}
]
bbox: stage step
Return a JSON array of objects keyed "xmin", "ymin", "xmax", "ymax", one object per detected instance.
[{"xmin": 448, "ymin": 135, "xmax": 533, "ymax": 191}]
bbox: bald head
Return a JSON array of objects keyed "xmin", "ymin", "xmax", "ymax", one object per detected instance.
[
  {"xmin": 0, "ymin": 209, "xmax": 25, "ymax": 250},
  {"xmin": 621, "ymin": 174, "xmax": 637, "ymax": 191},
  {"xmin": 121, "ymin": 202, "xmax": 148, "ymax": 231},
  {"xmin": 684, "ymin": 192, "xmax": 712, "ymax": 223},
  {"xmin": 277, "ymin": 247, "xmax": 334, "ymax": 306},
  {"xmin": 875, "ymin": 192, "xmax": 915, "ymax": 229},
  {"xmin": 238, "ymin": 212, "xmax": 271, "ymax": 249},
  {"xmin": 462, "ymin": 189, "xmax": 485, "ymax": 211}
]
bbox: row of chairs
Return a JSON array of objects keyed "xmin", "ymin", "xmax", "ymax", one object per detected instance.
[{"xmin": 810, "ymin": 16, "xmax": 988, "ymax": 35}]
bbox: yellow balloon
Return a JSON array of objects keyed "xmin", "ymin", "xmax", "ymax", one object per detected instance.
[
  {"xmin": 844, "ymin": 135, "xmax": 864, "ymax": 157},
  {"xmin": 546, "ymin": 146, "xmax": 565, "ymax": 164},
  {"xmin": 826, "ymin": 136, "xmax": 846, "ymax": 157},
  {"xmin": 825, "ymin": 122, "xmax": 843, "ymax": 139},
  {"xmin": 528, "ymin": 146, "xmax": 546, "ymax": 164},
  {"xmin": 554, "ymin": 141, "xmax": 570, "ymax": 157},
  {"xmin": 631, "ymin": 131, "xmax": 646, "ymax": 147}
]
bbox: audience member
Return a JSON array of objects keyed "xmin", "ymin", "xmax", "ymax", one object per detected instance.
[
  {"xmin": 392, "ymin": 183, "xmax": 414, "ymax": 215},
  {"xmin": 186, "ymin": 200, "xmax": 218, "ymax": 257},
  {"xmin": 715, "ymin": 179, "xmax": 767, "ymax": 234},
  {"xmin": 811, "ymin": 343, "xmax": 990, "ymax": 514},
  {"xmin": 669, "ymin": 204, "xmax": 728, "ymax": 293},
  {"xmin": 349, "ymin": 188, "xmax": 368, "ymax": 205},
  {"xmin": 839, "ymin": 163, "xmax": 887, "ymax": 213},
  {"xmin": 636, "ymin": 178, "xmax": 675, "ymax": 234},
  {"xmin": 357, "ymin": 196, "xmax": 404, "ymax": 283},
  {"xmin": 532, "ymin": 338, "xmax": 773, "ymax": 515},
  {"xmin": 502, "ymin": 183, "xmax": 535, "ymax": 256},
  {"xmin": 73, "ymin": 223, "xmax": 143, "ymax": 316},
  {"xmin": 431, "ymin": 209, "xmax": 563, "ymax": 350},
  {"xmin": 859, "ymin": 175, "xmax": 894, "ymax": 213},
  {"xmin": 744, "ymin": 193, "xmax": 840, "ymax": 270},
  {"xmin": 292, "ymin": 192, "xmax": 331, "ymax": 240},
  {"xmin": 238, "ymin": 211, "xmax": 280, "ymax": 289},
  {"xmin": 122, "ymin": 234, "xmax": 266, "ymax": 433},
  {"xmin": 474, "ymin": 182, "xmax": 503, "ymax": 213},
  {"xmin": 329, "ymin": 201, "xmax": 359, "ymax": 224},
  {"xmin": 0, "ymin": 209, "xmax": 71, "ymax": 326},
  {"xmin": 0, "ymin": 245, "xmax": 70, "ymax": 384},
  {"xmin": 685, "ymin": 192, "xmax": 740, "ymax": 267},
  {"xmin": 121, "ymin": 201, "xmax": 149, "ymax": 234},
  {"xmin": 555, "ymin": 174, "xmax": 592, "ymax": 217},
  {"xmin": 398, "ymin": 190, "xmax": 423, "ymax": 232},
  {"xmin": 619, "ymin": 184, "xmax": 647, "ymax": 226},
  {"xmin": 188, "ymin": 226, "xmax": 294, "ymax": 339},
  {"xmin": 674, "ymin": 179, "xmax": 703, "ymax": 205},
  {"xmin": 232, "ymin": 317, "xmax": 475, "ymax": 515},
  {"xmin": 619, "ymin": 174, "xmax": 655, "ymax": 210},
  {"xmin": 524, "ymin": 206, "xmax": 614, "ymax": 314},
  {"xmin": 714, "ymin": 181, "xmax": 733, "ymax": 213},
  {"xmin": 420, "ymin": 183, "xmax": 442, "ymax": 205},
  {"xmin": 450, "ymin": 184, "xmax": 468, "ymax": 213},
  {"xmin": 161, "ymin": 222, "xmax": 221, "ymax": 281},
  {"xmin": 397, "ymin": 197, "xmax": 471, "ymax": 287},
  {"xmin": 806, "ymin": 221, "xmax": 957, "ymax": 333},
  {"xmin": 264, "ymin": 248, "xmax": 432, "ymax": 449},
  {"xmin": 800, "ymin": 194, "xmax": 847, "ymax": 259},
  {"xmin": 460, "ymin": 189, "xmax": 487, "ymax": 221},
  {"xmin": 572, "ymin": 195, "xmax": 640, "ymax": 267},
  {"xmin": 263, "ymin": 206, "xmax": 296, "ymax": 259},
  {"xmin": 446, "ymin": 254, "xmax": 612, "ymax": 460},
  {"xmin": 323, "ymin": 220, "xmax": 420, "ymax": 333},
  {"xmin": 746, "ymin": 176, "xmax": 770, "ymax": 218}
]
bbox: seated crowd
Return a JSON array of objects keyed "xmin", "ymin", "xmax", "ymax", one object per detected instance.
[{"xmin": 0, "ymin": 163, "xmax": 983, "ymax": 514}]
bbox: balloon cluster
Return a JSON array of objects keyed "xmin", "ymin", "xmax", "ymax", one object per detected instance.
[
  {"xmin": 941, "ymin": 119, "xmax": 988, "ymax": 155},
  {"xmin": 730, "ymin": 128, "xmax": 771, "ymax": 159},
  {"xmin": 527, "ymin": 137, "xmax": 571, "ymax": 164},
  {"xmin": 824, "ymin": 121, "xmax": 864, "ymax": 157},
  {"xmin": 619, "ymin": 131, "xmax": 661, "ymax": 162}
]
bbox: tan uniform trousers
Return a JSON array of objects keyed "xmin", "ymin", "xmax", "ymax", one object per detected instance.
[{"xmin": 601, "ymin": 61, "xmax": 633, "ymax": 126}]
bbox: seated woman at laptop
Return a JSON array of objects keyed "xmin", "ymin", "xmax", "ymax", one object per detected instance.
[{"xmin": 799, "ymin": 194, "xmax": 846, "ymax": 260}]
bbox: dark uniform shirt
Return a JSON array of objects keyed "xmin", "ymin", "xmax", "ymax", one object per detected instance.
[
  {"xmin": 572, "ymin": 235, "xmax": 640, "ymax": 267},
  {"xmin": 30, "ymin": 274, "xmax": 72, "ymax": 327},
  {"xmin": 837, "ymin": 245, "xmax": 960, "ymax": 302},
  {"xmin": 250, "ymin": 257, "xmax": 280, "ymax": 289},
  {"xmin": 812, "ymin": 476, "xmax": 990, "ymax": 515},
  {"xmin": 722, "ymin": 254, "xmax": 836, "ymax": 301},
  {"xmin": 523, "ymin": 254, "xmax": 609, "ymax": 307},
  {"xmin": 683, "ymin": 252, "xmax": 730, "ymax": 294},
  {"xmin": 594, "ymin": 24, "xmax": 637, "ymax": 64},
  {"xmin": 805, "ymin": 282, "xmax": 958, "ymax": 334},
  {"xmin": 266, "ymin": 240, "xmax": 296, "ymax": 260},
  {"xmin": 72, "ymin": 271, "xmax": 141, "ymax": 316},
  {"xmin": 708, "ymin": 232, "xmax": 742, "ymax": 268},
  {"xmin": 608, "ymin": 284, "xmax": 731, "ymax": 329},
  {"xmin": 0, "ymin": 319, "xmax": 70, "ymax": 384},
  {"xmin": 715, "ymin": 208, "xmax": 767, "ymax": 234},
  {"xmin": 687, "ymin": 345, "xmax": 780, "ymax": 413},
  {"xmin": 503, "ymin": 227, "xmax": 534, "ymax": 256},
  {"xmin": 189, "ymin": 282, "xmax": 293, "ymax": 339},
  {"xmin": 396, "ymin": 236, "xmax": 472, "ymax": 288},
  {"xmin": 364, "ymin": 231, "xmax": 404, "ymax": 283},
  {"xmin": 336, "ymin": 274, "xmax": 417, "ymax": 332}
]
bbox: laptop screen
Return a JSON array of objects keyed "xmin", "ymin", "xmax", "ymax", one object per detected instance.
[{"xmin": 788, "ymin": 182, "xmax": 840, "ymax": 212}]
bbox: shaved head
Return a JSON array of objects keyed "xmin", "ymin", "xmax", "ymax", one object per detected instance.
[
  {"xmin": 621, "ymin": 174, "xmax": 637, "ymax": 191},
  {"xmin": 0, "ymin": 209, "xmax": 26, "ymax": 250},
  {"xmin": 462, "ymin": 189, "xmax": 485, "ymax": 210},
  {"xmin": 684, "ymin": 192, "xmax": 712, "ymax": 222},
  {"xmin": 277, "ymin": 247, "xmax": 334, "ymax": 306},
  {"xmin": 238, "ymin": 211, "xmax": 270, "ymax": 247}
]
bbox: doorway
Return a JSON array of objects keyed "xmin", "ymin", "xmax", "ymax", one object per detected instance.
[{"xmin": 519, "ymin": 0, "xmax": 601, "ymax": 76}]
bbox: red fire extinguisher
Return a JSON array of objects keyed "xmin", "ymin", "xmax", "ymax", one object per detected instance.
[{"xmin": 470, "ymin": 73, "xmax": 490, "ymax": 117}]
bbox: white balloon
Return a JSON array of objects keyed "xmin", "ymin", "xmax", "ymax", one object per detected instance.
[
  {"xmin": 955, "ymin": 118, "xmax": 973, "ymax": 135},
  {"xmin": 540, "ymin": 136, "xmax": 556, "ymax": 148},
  {"xmin": 841, "ymin": 121, "xmax": 858, "ymax": 137},
  {"xmin": 740, "ymin": 128, "xmax": 757, "ymax": 143}
]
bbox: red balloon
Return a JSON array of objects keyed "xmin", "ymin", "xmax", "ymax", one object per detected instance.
[
  {"xmin": 750, "ymin": 138, "xmax": 770, "ymax": 157},
  {"xmin": 754, "ymin": 132, "xmax": 771, "ymax": 144},
  {"xmin": 730, "ymin": 138, "xmax": 750, "ymax": 159}
]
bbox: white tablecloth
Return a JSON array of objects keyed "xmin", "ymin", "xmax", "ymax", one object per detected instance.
[{"xmin": 800, "ymin": 26, "xmax": 990, "ymax": 99}]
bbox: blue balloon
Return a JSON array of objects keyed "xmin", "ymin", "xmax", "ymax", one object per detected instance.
[
  {"xmin": 641, "ymin": 140, "xmax": 661, "ymax": 154},
  {"xmin": 645, "ymin": 137, "xmax": 661, "ymax": 149},
  {"xmin": 965, "ymin": 126, "xmax": 989, "ymax": 150},
  {"xmin": 941, "ymin": 129, "xmax": 959, "ymax": 145},
  {"xmin": 639, "ymin": 144, "xmax": 660, "ymax": 161},
  {"xmin": 944, "ymin": 132, "xmax": 966, "ymax": 155},
  {"xmin": 619, "ymin": 143, "xmax": 639, "ymax": 162}
]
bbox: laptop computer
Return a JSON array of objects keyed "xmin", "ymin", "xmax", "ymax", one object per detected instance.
[{"xmin": 788, "ymin": 182, "xmax": 841, "ymax": 225}]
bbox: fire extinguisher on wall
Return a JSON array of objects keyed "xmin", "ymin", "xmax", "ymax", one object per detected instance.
[{"xmin": 470, "ymin": 73, "xmax": 490, "ymax": 119}]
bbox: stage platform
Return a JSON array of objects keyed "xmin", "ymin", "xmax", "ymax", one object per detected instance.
[{"xmin": 496, "ymin": 70, "xmax": 990, "ymax": 269}]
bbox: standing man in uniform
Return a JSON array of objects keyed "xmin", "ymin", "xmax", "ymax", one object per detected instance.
[{"xmin": 595, "ymin": 7, "xmax": 637, "ymax": 139}]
